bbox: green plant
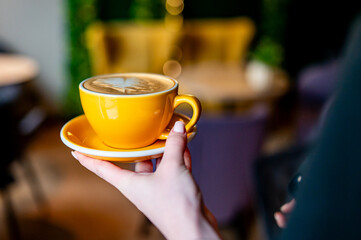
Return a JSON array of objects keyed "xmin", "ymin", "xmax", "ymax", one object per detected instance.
[
  {"xmin": 250, "ymin": 36, "xmax": 283, "ymax": 67},
  {"xmin": 63, "ymin": 0, "xmax": 97, "ymax": 118},
  {"xmin": 130, "ymin": 0, "xmax": 166, "ymax": 20}
]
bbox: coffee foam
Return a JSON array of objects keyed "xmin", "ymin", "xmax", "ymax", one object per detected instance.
[{"xmin": 83, "ymin": 76, "xmax": 174, "ymax": 95}]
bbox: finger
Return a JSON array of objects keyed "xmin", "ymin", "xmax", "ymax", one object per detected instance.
[
  {"xmin": 72, "ymin": 151, "xmax": 134, "ymax": 191},
  {"xmin": 184, "ymin": 148, "xmax": 192, "ymax": 172},
  {"xmin": 280, "ymin": 199, "xmax": 296, "ymax": 213},
  {"xmin": 274, "ymin": 212, "xmax": 287, "ymax": 228},
  {"xmin": 135, "ymin": 160, "xmax": 154, "ymax": 173},
  {"xmin": 161, "ymin": 121, "xmax": 187, "ymax": 167}
]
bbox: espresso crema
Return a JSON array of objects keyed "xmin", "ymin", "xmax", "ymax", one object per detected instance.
[{"xmin": 83, "ymin": 75, "xmax": 175, "ymax": 95}]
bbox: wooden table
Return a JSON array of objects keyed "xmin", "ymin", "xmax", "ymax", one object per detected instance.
[{"xmin": 177, "ymin": 61, "xmax": 289, "ymax": 112}]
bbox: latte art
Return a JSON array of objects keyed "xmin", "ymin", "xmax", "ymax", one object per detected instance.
[{"xmin": 83, "ymin": 76, "xmax": 174, "ymax": 95}]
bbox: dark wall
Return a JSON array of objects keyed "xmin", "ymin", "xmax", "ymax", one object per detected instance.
[{"xmin": 283, "ymin": 0, "xmax": 361, "ymax": 77}]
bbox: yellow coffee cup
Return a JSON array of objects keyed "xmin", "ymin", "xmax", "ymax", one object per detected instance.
[{"xmin": 79, "ymin": 73, "xmax": 201, "ymax": 149}]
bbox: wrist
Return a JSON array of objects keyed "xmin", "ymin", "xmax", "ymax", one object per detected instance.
[
  {"xmin": 193, "ymin": 212, "xmax": 221, "ymax": 240},
  {"xmin": 158, "ymin": 199, "xmax": 221, "ymax": 240}
]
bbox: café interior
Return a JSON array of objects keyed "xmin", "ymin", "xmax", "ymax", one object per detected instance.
[{"xmin": 0, "ymin": 0, "xmax": 360, "ymax": 239}]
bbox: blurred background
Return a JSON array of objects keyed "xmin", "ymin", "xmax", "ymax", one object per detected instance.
[{"xmin": 0, "ymin": 0, "xmax": 360, "ymax": 239}]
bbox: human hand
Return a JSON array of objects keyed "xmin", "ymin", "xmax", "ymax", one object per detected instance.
[
  {"xmin": 72, "ymin": 121, "xmax": 220, "ymax": 240},
  {"xmin": 274, "ymin": 199, "xmax": 296, "ymax": 228}
]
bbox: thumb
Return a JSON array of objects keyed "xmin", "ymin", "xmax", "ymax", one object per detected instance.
[{"xmin": 161, "ymin": 121, "xmax": 187, "ymax": 168}]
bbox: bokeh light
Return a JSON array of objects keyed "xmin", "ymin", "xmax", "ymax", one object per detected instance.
[
  {"xmin": 166, "ymin": 0, "xmax": 184, "ymax": 16},
  {"xmin": 163, "ymin": 60, "xmax": 182, "ymax": 78}
]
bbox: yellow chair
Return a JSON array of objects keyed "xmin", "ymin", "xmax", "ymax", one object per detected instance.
[
  {"xmin": 85, "ymin": 21, "xmax": 181, "ymax": 75},
  {"xmin": 180, "ymin": 17, "xmax": 255, "ymax": 65}
]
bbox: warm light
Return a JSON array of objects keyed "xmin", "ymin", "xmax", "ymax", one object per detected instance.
[
  {"xmin": 170, "ymin": 45, "xmax": 183, "ymax": 61},
  {"xmin": 167, "ymin": 0, "xmax": 183, "ymax": 8},
  {"xmin": 163, "ymin": 0, "xmax": 183, "ymax": 79},
  {"xmin": 164, "ymin": 14, "xmax": 183, "ymax": 32},
  {"xmin": 166, "ymin": 2, "xmax": 184, "ymax": 15},
  {"xmin": 163, "ymin": 60, "xmax": 182, "ymax": 78}
]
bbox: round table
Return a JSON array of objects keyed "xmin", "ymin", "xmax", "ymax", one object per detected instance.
[
  {"xmin": 0, "ymin": 53, "xmax": 39, "ymax": 189},
  {"xmin": 0, "ymin": 53, "xmax": 41, "ymax": 240},
  {"xmin": 177, "ymin": 61, "xmax": 289, "ymax": 112},
  {"xmin": 0, "ymin": 53, "xmax": 38, "ymax": 87}
]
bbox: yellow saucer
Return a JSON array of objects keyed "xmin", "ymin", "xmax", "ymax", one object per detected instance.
[{"xmin": 60, "ymin": 113, "xmax": 197, "ymax": 162}]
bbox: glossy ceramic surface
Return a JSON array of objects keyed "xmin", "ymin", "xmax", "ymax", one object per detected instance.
[
  {"xmin": 79, "ymin": 73, "xmax": 201, "ymax": 149},
  {"xmin": 60, "ymin": 113, "xmax": 197, "ymax": 162}
]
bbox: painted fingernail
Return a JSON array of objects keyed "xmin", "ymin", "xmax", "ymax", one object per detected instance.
[
  {"xmin": 173, "ymin": 121, "xmax": 185, "ymax": 133},
  {"xmin": 281, "ymin": 204, "xmax": 289, "ymax": 212},
  {"xmin": 71, "ymin": 151, "xmax": 78, "ymax": 160}
]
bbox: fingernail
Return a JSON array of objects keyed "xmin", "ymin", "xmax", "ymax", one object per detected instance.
[
  {"xmin": 280, "ymin": 204, "xmax": 288, "ymax": 212},
  {"xmin": 281, "ymin": 201, "xmax": 293, "ymax": 212},
  {"xmin": 71, "ymin": 151, "xmax": 78, "ymax": 160},
  {"xmin": 173, "ymin": 121, "xmax": 185, "ymax": 133}
]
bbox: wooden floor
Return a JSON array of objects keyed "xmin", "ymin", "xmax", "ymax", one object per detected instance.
[{"xmin": 0, "ymin": 120, "xmax": 268, "ymax": 240}]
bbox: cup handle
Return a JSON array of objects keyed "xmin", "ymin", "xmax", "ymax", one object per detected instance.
[{"xmin": 159, "ymin": 94, "xmax": 201, "ymax": 139}]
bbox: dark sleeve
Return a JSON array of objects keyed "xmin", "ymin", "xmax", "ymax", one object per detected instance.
[{"xmin": 280, "ymin": 14, "xmax": 361, "ymax": 240}]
